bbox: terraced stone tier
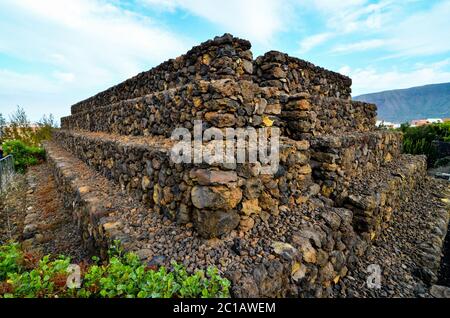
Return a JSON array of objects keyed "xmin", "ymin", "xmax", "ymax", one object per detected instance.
[
  {"xmin": 62, "ymin": 79, "xmax": 282, "ymax": 137},
  {"xmin": 335, "ymin": 154, "xmax": 427, "ymax": 240},
  {"xmin": 413, "ymin": 183, "xmax": 450, "ymax": 286},
  {"xmin": 280, "ymin": 94, "xmax": 377, "ymax": 139},
  {"xmin": 44, "ymin": 140, "xmax": 367, "ymax": 298},
  {"xmin": 62, "ymin": 80, "xmax": 375, "ymax": 139},
  {"xmin": 254, "ymin": 51, "xmax": 352, "ymax": 99},
  {"xmin": 70, "ymin": 34, "xmax": 355, "ymax": 117},
  {"xmin": 334, "ymin": 177, "xmax": 450, "ymax": 298},
  {"xmin": 71, "ymin": 34, "xmax": 253, "ymax": 115},
  {"xmin": 52, "ymin": 129, "xmax": 314, "ymax": 238},
  {"xmin": 44, "ymin": 141, "xmax": 129, "ymax": 259},
  {"xmin": 310, "ymin": 130, "xmax": 403, "ymax": 196}
]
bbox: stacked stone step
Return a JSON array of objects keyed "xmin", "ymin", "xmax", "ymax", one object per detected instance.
[
  {"xmin": 252, "ymin": 51, "xmax": 376, "ymax": 137},
  {"xmin": 53, "ymin": 33, "xmax": 388, "ymax": 251},
  {"xmin": 55, "ymin": 34, "xmax": 317, "ymax": 243},
  {"xmin": 69, "ymin": 34, "xmax": 254, "ymax": 115},
  {"xmin": 49, "ymin": 33, "xmax": 431, "ymax": 297},
  {"xmin": 306, "ymin": 119, "xmax": 427, "ymax": 241},
  {"xmin": 44, "ymin": 143, "xmax": 131, "ymax": 258},
  {"xmin": 45, "ymin": 139, "xmax": 367, "ymax": 297},
  {"xmin": 61, "ymin": 79, "xmax": 281, "ymax": 137},
  {"xmin": 52, "ymin": 129, "xmax": 311, "ymax": 237},
  {"xmin": 252, "ymin": 50, "xmax": 429, "ymax": 241}
]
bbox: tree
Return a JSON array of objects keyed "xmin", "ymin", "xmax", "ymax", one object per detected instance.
[
  {"xmin": 2, "ymin": 107, "xmax": 57, "ymax": 147},
  {"xmin": 38, "ymin": 113, "xmax": 57, "ymax": 128},
  {"xmin": 9, "ymin": 105, "xmax": 29, "ymax": 127},
  {"xmin": 35, "ymin": 113, "xmax": 57, "ymax": 142},
  {"xmin": 400, "ymin": 122, "xmax": 410, "ymax": 133},
  {"xmin": 3, "ymin": 106, "xmax": 32, "ymax": 144}
]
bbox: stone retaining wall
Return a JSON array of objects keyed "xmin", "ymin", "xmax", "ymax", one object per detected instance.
[
  {"xmin": 341, "ymin": 155, "xmax": 427, "ymax": 240},
  {"xmin": 280, "ymin": 94, "xmax": 377, "ymax": 139},
  {"xmin": 310, "ymin": 131, "xmax": 403, "ymax": 195},
  {"xmin": 46, "ymin": 139, "xmax": 369, "ymax": 298},
  {"xmin": 71, "ymin": 34, "xmax": 253, "ymax": 114},
  {"xmin": 416, "ymin": 205, "xmax": 450, "ymax": 285},
  {"xmin": 61, "ymin": 81, "xmax": 376, "ymax": 140},
  {"xmin": 232, "ymin": 204, "xmax": 369, "ymax": 298},
  {"xmin": 45, "ymin": 142, "xmax": 124, "ymax": 259},
  {"xmin": 48, "ymin": 33, "xmax": 449, "ymax": 298},
  {"xmin": 253, "ymin": 51, "xmax": 352, "ymax": 99},
  {"xmin": 53, "ymin": 129, "xmax": 313, "ymax": 238},
  {"xmin": 62, "ymin": 79, "xmax": 281, "ymax": 137}
]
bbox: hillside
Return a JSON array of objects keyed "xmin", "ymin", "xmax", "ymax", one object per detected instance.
[{"xmin": 354, "ymin": 82, "xmax": 450, "ymax": 123}]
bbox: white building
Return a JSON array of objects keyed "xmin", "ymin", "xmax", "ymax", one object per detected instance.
[
  {"xmin": 426, "ymin": 118, "xmax": 443, "ymax": 124},
  {"xmin": 376, "ymin": 120, "xmax": 401, "ymax": 129}
]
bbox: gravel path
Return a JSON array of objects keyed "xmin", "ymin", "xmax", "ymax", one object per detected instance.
[
  {"xmin": 2, "ymin": 159, "xmax": 449, "ymax": 298},
  {"xmin": 0, "ymin": 164, "xmax": 90, "ymax": 263},
  {"xmin": 0, "ymin": 175, "xmax": 27, "ymax": 244},
  {"xmin": 335, "ymin": 177, "xmax": 450, "ymax": 298}
]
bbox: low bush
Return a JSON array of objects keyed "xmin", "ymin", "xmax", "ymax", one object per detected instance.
[
  {"xmin": 0, "ymin": 107, "xmax": 56, "ymax": 148},
  {"xmin": 434, "ymin": 156, "xmax": 450, "ymax": 168},
  {"xmin": 0, "ymin": 241, "xmax": 230, "ymax": 298},
  {"xmin": 400, "ymin": 122, "xmax": 450, "ymax": 166},
  {"xmin": 1, "ymin": 140, "xmax": 45, "ymax": 173},
  {"xmin": 0, "ymin": 243, "xmax": 22, "ymax": 281}
]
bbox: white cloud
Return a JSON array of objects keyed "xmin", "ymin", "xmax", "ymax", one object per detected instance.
[
  {"xmin": 0, "ymin": 69, "xmax": 63, "ymax": 122},
  {"xmin": 0, "ymin": 69, "xmax": 57, "ymax": 94},
  {"xmin": 299, "ymin": 33, "xmax": 333, "ymax": 53},
  {"xmin": 53, "ymin": 71, "xmax": 75, "ymax": 83},
  {"xmin": 298, "ymin": 1, "xmax": 450, "ymax": 58},
  {"xmin": 1, "ymin": 0, "xmax": 189, "ymax": 76},
  {"xmin": 0, "ymin": 0, "xmax": 190, "ymax": 120},
  {"xmin": 332, "ymin": 39, "xmax": 386, "ymax": 53},
  {"xmin": 340, "ymin": 60, "xmax": 450, "ymax": 95},
  {"xmin": 306, "ymin": 0, "xmax": 392, "ymax": 33},
  {"xmin": 142, "ymin": 0, "xmax": 293, "ymax": 44},
  {"xmin": 388, "ymin": 0, "xmax": 450, "ymax": 56},
  {"xmin": 296, "ymin": 0, "xmax": 395, "ymax": 53}
]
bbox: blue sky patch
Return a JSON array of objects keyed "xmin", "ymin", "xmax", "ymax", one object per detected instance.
[{"xmin": 1, "ymin": 0, "xmax": 449, "ymax": 121}]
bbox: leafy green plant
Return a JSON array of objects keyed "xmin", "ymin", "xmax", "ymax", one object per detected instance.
[
  {"xmin": 434, "ymin": 156, "xmax": 450, "ymax": 168},
  {"xmin": 0, "ymin": 243, "xmax": 22, "ymax": 281},
  {"xmin": 0, "ymin": 106, "xmax": 56, "ymax": 147},
  {"xmin": 5, "ymin": 255, "xmax": 71, "ymax": 298},
  {"xmin": 0, "ymin": 242, "xmax": 230, "ymax": 298},
  {"xmin": 399, "ymin": 122, "xmax": 450, "ymax": 166},
  {"xmin": 1, "ymin": 140, "xmax": 45, "ymax": 173}
]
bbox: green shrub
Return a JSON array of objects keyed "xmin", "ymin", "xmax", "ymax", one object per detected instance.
[
  {"xmin": 434, "ymin": 156, "xmax": 450, "ymax": 168},
  {"xmin": 400, "ymin": 122, "xmax": 450, "ymax": 166},
  {"xmin": 2, "ymin": 140, "xmax": 45, "ymax": 173},
  {"xmin": 0, "ymin": 242, "xmax": 230, "ymax": 298},
  {"xmin": 0, "ymin": 107, "xmax": 56, "ymax": 147},
  {"xmin": 5, "ymin": 255, "xmax": 72, "ymax": 298},
  {"xmin": 0, "ymin": 243, "xmax": 22, "ymax": 281}
]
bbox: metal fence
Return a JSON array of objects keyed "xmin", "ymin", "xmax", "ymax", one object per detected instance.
[{"xmin": 0, "ymin": 155, "xmax": 15, "ymax": 193}]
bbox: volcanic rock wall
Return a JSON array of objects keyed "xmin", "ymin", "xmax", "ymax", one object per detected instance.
[
  {"xmin": 70, "ymin": 34, "xmax": 253, "ymax": 114},
  {"xmin": 253, "ymin": 51, "xmax": 352, "ymax": 99},
  {"xmin": 53, "ymin": 129, "xmax": 313, "ymax": 238},
  {"xmin": 62, "ymin": 79, "xmax": 280, "ymax": 137},
  {"xmin": 57, "ymin": 33, "xmax": 416, "ymax": 241},
  {"xmin": 51, "ymin": 34, "xmax": 430, "ymax": 297}
]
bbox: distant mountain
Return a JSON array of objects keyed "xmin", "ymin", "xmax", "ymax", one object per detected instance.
[{"xmin": 354, "ymin": 82, "xmax": 450, "ymax": 123}]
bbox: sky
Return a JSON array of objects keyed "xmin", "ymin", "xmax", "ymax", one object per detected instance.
[{"xmin": 1, "ymin": 0, "xmax": 450, "ymax": 122}]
